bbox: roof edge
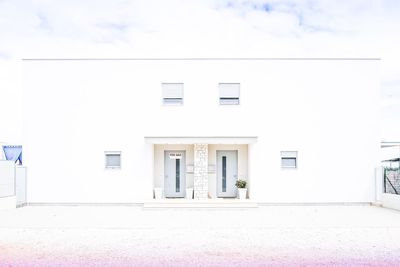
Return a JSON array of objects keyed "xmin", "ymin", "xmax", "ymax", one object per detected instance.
[{"xmin": 22, "ymin": 57, "xmax": 381, "ymax": 61}]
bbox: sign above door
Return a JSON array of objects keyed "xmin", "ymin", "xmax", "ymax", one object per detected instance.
[{"xmin": 169, "ymin": 152, "xmax": 183, "ymax": 159}]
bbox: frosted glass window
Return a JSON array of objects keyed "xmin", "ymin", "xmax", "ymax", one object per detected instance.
[
  {"xmin": 162, "ymin": 83, "xmax": 183, "ymax": 105},
  {"xmin": 281, "ymin": 151, "xmax": 297, "ymax": 168},
  {"xmin": 219, "ymin": 83, "xmax": 240, "ymax": 105},
  {"xmin": 222, "ymin": 156, "xmax": 227, "ymax": 192},
  {"xmin": 105, "ymin": 152, "xmax": 121, "ymax": 168},
  {"xmin": 176, "ymin": 159, "xmax": 180, "ymax": 192},
  {"xmin": 281, "ymin": 158, "xmax": 296, "ymax": 168}
]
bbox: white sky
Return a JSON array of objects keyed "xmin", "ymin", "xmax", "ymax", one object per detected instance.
[{"xmin": 0, "ymin": 0, "xmax": 399, "ymax": 141}]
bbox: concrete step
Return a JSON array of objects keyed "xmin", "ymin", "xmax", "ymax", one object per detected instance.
[
  {"xmin": 371, "ymin": 201, "xmax": 383, "ymax": 207},
  {"xmin": 143, "ymin": 199, "xmax": 258, "ymax": 209}
]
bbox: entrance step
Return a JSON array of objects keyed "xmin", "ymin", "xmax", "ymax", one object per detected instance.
[
  {"xmin": 371, "ymin": 201, "xmax": 383, "ymax": 207},
  {"xmin": 143, "ymin": 199, "xmax": 258, "ymax": 209}
]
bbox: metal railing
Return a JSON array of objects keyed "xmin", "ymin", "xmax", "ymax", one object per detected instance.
[{"xmin": 384, "ymin": 167, "xmax": 400, "ymax": 195}]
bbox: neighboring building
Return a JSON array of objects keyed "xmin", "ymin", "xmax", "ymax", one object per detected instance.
[
  {"xmin": 20, "ymin": 58, "xmax": 380, "ymax": 204},
  {"xmin": 381, "ymin": 141, "xmax": 400, "ymax": 168},
  {"xmin": 0, "ymin": 144, "xmax": 26, "ymax": 208},
  {"xmin": 380, "ymin": 141, "xmax": 400, "ymax": 195}
]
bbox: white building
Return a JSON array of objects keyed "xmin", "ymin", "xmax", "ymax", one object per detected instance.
[{"xmin": 18, "ymin": 58, "xmax": 380, "ymax": 204}]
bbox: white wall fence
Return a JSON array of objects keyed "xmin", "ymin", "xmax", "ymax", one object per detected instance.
[
  {"xmin": 15, "ymin": 166, "xmax": 27, "ymax": 206},
  {"xmin": 0, "ymin": 160, "xmax": 27, "ymax": 209}
]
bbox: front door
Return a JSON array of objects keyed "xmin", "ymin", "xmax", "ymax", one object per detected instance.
[
  {"xmin": 217, "ymin": 150, "xmax": 238, "ymax": 197},
  {"xmin": 164, "ymin": 151, "xmax": 186, "ymax": 198}
]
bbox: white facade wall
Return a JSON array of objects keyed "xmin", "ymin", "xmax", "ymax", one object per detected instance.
[
  {"xmin": 22, "ymin": 58, "xmax": 380, "ymax": 203},
  {"xmin": 15, "ymin": 166, "xmax": 27, "ymax": 206},
  {"xmin": 381, "ymin": 193, "xmax": 400, "ymax": 211},
  {"xmin": 0, "ymin": 160, "xmax": 15, "ymax": 198}
]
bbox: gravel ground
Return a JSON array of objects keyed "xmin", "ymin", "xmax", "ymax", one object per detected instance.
[{"xmin": 1, "ymin": 205, "xmax": 400, "ymax": 266}]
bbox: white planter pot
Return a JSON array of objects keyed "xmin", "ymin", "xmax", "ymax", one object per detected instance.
[
  {"xmin": 238, "ymin": 188, "xmax": 247, "ymax": 200},
  {"xmin": 186, "ymin": 188, "xmax": 194, "ymax": 199},
  {"xmin": 154, "ymin": 187, "xmax": 163, "ymax": 199}
]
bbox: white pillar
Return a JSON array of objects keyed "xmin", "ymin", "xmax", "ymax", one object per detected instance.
[
  {"xmin": 144, "ymin": 143, "xmax": 154, "ymax": 201},
  {"xmin": 194, "ymin": 143, "xmax": 208, "ymax": 199},
  {"xmin": 375, "ymin": 166, "xmax": 383, "ymax": 202}
]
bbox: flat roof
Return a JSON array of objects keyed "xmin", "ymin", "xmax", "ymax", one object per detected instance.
[
  {"xmin": 145, "ymin": 136, "xmax": 258, "ymax": 144},
  {"xmin": 22, "ymin": 57, "xmax": 381, "ymax": 61}
]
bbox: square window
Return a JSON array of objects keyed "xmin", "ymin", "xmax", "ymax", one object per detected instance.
[
  {"xmin": 105, "ymin": 152, "xmax": 121, "ymax": 168},
  {"xmin": 219, "ymin": 83, "xmax": 240, "ymax": 105},
  {"xmin": 281, "ymin": 151, "xmax": 297, "ymax": 169},
  {"xmin": 162, "ymin": 83, "xmax": 183, "ymax": 105}
]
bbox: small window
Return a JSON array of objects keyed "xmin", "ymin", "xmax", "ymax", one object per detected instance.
[
  {"xmin": 162, "ymin": 83, "xmax": 183, "ymax": 105},
  {"xmin": 219, "ymin": 83, "xmax": 240, "ymax": 105},
  {"xmin": 105, "ymin": 151, "xmax": 121, "ymax": 169},
  {"xmin": 281, "ymin": 151, "xmax": 297, "ymax": 169}
]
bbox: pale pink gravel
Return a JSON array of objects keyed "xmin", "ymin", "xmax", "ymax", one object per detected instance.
[{"xmin": 1, "ymin": 205, "xmax": 400, "ymax": 266}]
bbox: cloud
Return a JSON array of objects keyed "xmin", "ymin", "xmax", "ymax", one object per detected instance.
[
  {"xmin": 0, "ymin": 0, "xmax": 399, "ymax": 140},
  {"xmin": 0, "ymin": 1, "xmax": 396, "ymax": 55},
  {"xmin": 0, "ymin": 1, "xmax": 397, "ymax": 77},
  {"xmin": 0, "ymin": 0, "xmax": 398, "ymax": 77}
]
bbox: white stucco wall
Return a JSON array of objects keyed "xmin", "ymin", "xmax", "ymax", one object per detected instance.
[
  {"xmin": 22, "ymin": 58, "xmax": 380, "ymax": 203},
  {"xmin": 16, "ymin": 166, "xmax": 27, "ymax": 206},
  {"xmin": 0, "ymin": 160, "xmax": 15, "ymax": 198},
  {"xmin": 0, "ymin": 146, "xmax": 4, "ymax": 160},
  {"xmin": 382, "ymin": 193, "xmax": 400, "ymax": 211},
  {"xmin": 0, "ymin": 160, "xmax": 17, "ymax": 209}
]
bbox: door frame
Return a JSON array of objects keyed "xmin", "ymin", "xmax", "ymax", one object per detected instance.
[{"xmin": 216, "ymin": 150, "xmax": 238, "ymax": 198}]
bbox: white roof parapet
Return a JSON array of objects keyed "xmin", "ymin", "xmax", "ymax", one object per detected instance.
[
  {"xmin": 144, "ymin": 136, "xmax": 258, "ymax": 144},
  {"xmin": 22, "ymin": 57, "xmax": 381, "ymax": 61}
]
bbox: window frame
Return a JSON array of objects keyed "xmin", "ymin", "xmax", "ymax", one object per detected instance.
[
  {"xmin": 162, "ymin": 83, "xmax": 184, "ymax": 106},
  {"xmin": 281, "ymin": 151, "xmax": 298, "ymax": 169},
  {"xmin": 105, "ymin": 151, "xmax": 122, "ymax": 169},
  {"xmin": 219, "ymin": 83, "xmax": 240, "ymax": 105}
]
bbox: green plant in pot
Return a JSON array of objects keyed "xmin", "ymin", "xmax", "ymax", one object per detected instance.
[{"xmin": 235, "ymin": 179, "xmax": 247, "ymax": 200}]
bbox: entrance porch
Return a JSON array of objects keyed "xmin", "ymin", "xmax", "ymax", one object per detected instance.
[{"xmin": 145, "ymin": 136, "xmax": 257, "ymax": 200}]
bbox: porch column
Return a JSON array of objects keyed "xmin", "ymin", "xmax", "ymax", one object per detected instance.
[{"xmin": 194, "ymin": 143, "xmax": 208, "ymax": 199}]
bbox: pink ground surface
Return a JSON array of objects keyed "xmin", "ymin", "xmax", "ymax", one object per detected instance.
[{"xmin": 1, "ymin": 205, "xmax": 400, "ymax": 266}]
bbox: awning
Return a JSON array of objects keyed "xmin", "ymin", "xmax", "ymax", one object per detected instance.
[
  {"xmin": 2, "ymin": 145, "xmax": 23, "ymax": 164},
  {"xmin": 144, "ymin": 136, "xmax": 257, "ymax": 144}
]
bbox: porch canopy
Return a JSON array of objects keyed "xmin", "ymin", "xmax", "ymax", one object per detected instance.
[{"xmin": 144, "ymin": 136, "xmax": 258, "ymax": 144}]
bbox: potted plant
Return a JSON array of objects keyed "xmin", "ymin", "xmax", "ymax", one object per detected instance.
[
  {"xmin": 235, "ymin": 179, "xmax": 247, "ymax": 200},
  {"xmin": 154, "ymin": 187, "xmax": 163, "ymax": 199}
]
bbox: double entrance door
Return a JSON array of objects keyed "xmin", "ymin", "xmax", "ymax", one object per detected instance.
[{"xmin": 164, "ymin": 150, "xmax": 238, "ymax": 198}]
